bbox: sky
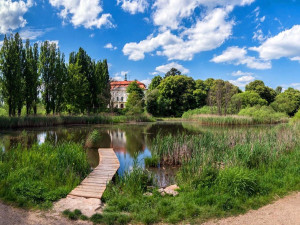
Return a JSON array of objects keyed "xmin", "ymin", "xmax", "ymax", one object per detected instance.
[{"xmin": 0, "ymin": 0, "xmax": 300, "ymax": 89}]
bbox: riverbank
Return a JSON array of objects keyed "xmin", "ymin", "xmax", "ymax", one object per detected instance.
[{"xmin": 0, "ymin": 114, "xmax": 156, "ymax": 129}]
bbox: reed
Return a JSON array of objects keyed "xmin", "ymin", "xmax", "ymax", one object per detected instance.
[
  {"xmin": 85, "ymin": 130, "xmax": 102, "ymax": 148},
  {"xmin": 0, "ymin": 114, "xmax": 156, "ymax": 129},
  {"xmin": 0, "ymin": 142, "xmax": 90, "ymax": 209},
  {"xmin": 99, "ymin": 123, "xmax": 300, "ymax": 224}
]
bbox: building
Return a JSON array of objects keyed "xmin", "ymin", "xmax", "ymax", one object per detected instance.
[{"xmin": 110, "ymin": 80, "xmax": 146, "ymax": 108}]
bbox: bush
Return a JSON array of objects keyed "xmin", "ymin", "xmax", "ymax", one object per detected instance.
[
  {"xmin": 238, "ymin": 105, "xmax": 289, "ymax": 124},
  {"xmin": 182, "ymin": 106, "xmax": 217, "ymax": 118},
  {"xmin": 292, "ymin": 109, "xmax": 300, "ymax": 123}
]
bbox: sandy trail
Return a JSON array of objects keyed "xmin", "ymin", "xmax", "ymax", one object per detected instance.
[
  {"xmin": 0, "ymin": 202, "xmax": 91, "ymax": 225},
  {"xmin": 0, "ymin": 192, "xmax": 299, "ymax": 225},
  {"xmin": 204, "ymin": 192, "xmax": 300, "ymax": 225}
]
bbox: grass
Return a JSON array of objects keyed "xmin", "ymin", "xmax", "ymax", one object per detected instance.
[
  {"xmin": 99, "ymin": 123, "xmax": 300, "ymax": 224},
  {"xmin": 181, "ymin": 105, "xmax": 289, "ymax": 125},
  {"xmin": 291, "ymin": 109, "xmax": 300, "ymax": 123},
  {"xmin": 0, "ymin": 114, "xmax": 156, "ymax": 129},
  {"xmin": 85, "ymin": 129, "xmax": 102, "ymax": 148},
  {"xmin": 144, "ymin": 155, "xmax": 160, "ymax": 167},
  {"xmin": 0, "ymin": 142, "xmax": 90, "ymax": 209}
]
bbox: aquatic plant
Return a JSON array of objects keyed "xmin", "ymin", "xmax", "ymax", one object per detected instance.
[
  {"xmin": 100, "ymin": 123, "xmax": 300, "ymax": 224},
  {"xmin": 0, "ymin": 114, "xmax": 156, "ymax": 129},
  {"xmin": 0, "ymin": 142, "xmax": 90, "ymax": 209},
  {"xmin": 85, "ymin": 130, "xmax": 102, "ymax": 148}
]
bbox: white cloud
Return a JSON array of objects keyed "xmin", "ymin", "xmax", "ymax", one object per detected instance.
[
  {"xmin": 253, "ymin": 29, "xmax": 267, "ymax": 42},
  {"xmin": 0, "ymin": 40, "xmax": 3, "ymax": 48},
  {"xmin": 0, "ymin": 0, "xmax": 33, "ymax": 34},
  {"xmin": 260, "ymin": 16, "xmax": 265, "ymax": 22},
  {"xmin": 250, "ymin": 25, "xmax": 300, "ymax": 61},
  {"xmin": 104, "ymin": 43, "xmax": 117, "ymax": 50},
  {"xmin": 291, "ymin": 83, "xmax": 300, "ymax": 90},
  {"xmin": 229, "ymin": 75, "xmax": 255, "ymax": 88},
  {"xmin": 124, "ymin": 7, "xmax": 234, "ymax": 61},
  {"xmin": 117, "ymin": 0, "xmax": 148, "ymax": 14},
  {"xmin": 211, "ymin": 46, "xmax": 271, "ymax": 70},
  {"xmin": 232, "ymin": 70, "xmax": 254, "ymax": 76},
  {"xmin": 141, "ymin": 78, "xmax": 151, "ymax": 87},
  {"xmin": 152, "ymin": 0, "xmax": 254, "ymax": 30},
  {"xmin": 155, "ymin": 62, "xmax": 189, "ymax": 74},
  {"xmin": 19, "ymin": 28, "xmax": 54, "ymax": 40},
  {"xmin": 90, "ymin": 33, "xmax": 95, "ymax": 38},
  {"xmin": 291, "ymin": 56, "xmax": 300, "ymax": 63},
  {"xmin": 49, "ymin": 0, "xmax": 114, "ymax": 29},
  {"xmin": 112, "ymin": 71, "xmax": 129, "ymax": 81}
]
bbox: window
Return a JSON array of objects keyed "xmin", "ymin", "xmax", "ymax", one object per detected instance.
[
  {"xmin": 121, "ymin": 97, "xmax": 124, "ymax": 101},
  {"xmin": 117, "ymin": 97, "xmax": 119, "ymax": 101}
]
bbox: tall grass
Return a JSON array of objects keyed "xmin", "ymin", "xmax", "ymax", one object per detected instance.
[
  {"xmin": 182, "ymin": 106, "xmax": 217, "ymax": 118},
  {"xmin": 181, "ymin": 105, "xmax": 289, "ymax": 125},
  {"xmin": 0, "ymin": 142, "xmax": 90, "ymax": 209},
  {"xmin": 100, "ymin": 123, "xmax": 300, "ymax": 224},
  {"xmin": 291, "ymin": 110, "xmax": 300, "ymax": 123},
  {"xmin": 0, "ymin": 114, "xmax": 156, "ymax": 129},
  {"xmin": 85, "ymin": 130, "xmax": 102, "ymax": 148}
]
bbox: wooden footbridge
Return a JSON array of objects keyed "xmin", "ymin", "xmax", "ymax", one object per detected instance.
[{"xmin": 68, "ymin": 148, "xmax": 120, "ymax": 199}]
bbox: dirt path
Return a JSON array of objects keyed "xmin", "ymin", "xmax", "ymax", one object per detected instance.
[
  {"xmin": 0, "ymin": 192, "xmax": 299, "ymax": 225},
  {"xmin": 204, "ymin": 192, "xmax": 300, "ymax": 225},
  {"xmin": 0, "ymin": 202, "xmax": 91, "ymax": 225}
]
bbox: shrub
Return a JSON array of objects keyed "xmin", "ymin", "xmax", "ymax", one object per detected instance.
[
  {"xmin": 238, "ymin": 105, "xmax": 289, "ymax": 124},
  {"xmin": 182, "ymin": 106, "xmax": 217, "ymax": 118}
]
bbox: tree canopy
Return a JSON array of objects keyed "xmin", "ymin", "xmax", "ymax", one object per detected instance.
[{"xmin": 245, "ymin": 80, "xmax": 277, "ymax": 104}]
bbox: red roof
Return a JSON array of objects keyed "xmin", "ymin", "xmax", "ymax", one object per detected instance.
[{"xmin": 110, "ymin": 80, "xmax": 146, "ymax": 90}]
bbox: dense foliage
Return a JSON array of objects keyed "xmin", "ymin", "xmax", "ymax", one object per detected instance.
[
  {"xmin": 0, "ymin": 33, "xmax": 110, "ymax": 116},
  {"xmin": 126, "ymin": 81, "xmax": 145, "ymax": 115},
  {"xmin": 0, "ymin": 142, "xmax": 90, "ymax": 208}
]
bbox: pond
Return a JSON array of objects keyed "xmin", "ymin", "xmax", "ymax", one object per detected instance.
[{"xmin": 0, "ymin": 121, "xmax": 273, "ymax": 187}]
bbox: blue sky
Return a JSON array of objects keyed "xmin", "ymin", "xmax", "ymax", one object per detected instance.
[{"xmin": 0, "ymin": 0, "xmax": 300, "ymax": 89}]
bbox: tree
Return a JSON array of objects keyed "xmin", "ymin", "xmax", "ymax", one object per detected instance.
[
  {"xmin": 157, "ymin": 75, "xmax": 195, "ymax": 117},
  {"xmin": 39, "ymin": 41, "xmax": 57, "ymax": 114},
  {"xmin": 230, "ymin": 91, "xmax": 268, "ymax": 113},
  {"xmin": 145, "ymin": 89, "xmax": 160, "ymax": 116},
  {"xmin": 165, "ymin": 68, "xmax": 181, "ymax": 78},
  {"xmin": 208, "ymin": 79, "xmax": 239, "ymax": 115},
  {"xmin": 98, "ymin": 59, "xmax": 111, "ymax": 111},
  {"xmin": 245, "ymin": 80, "xmax": 276, "ymax": 104},
  {"xmin": 65, "ymin": 62, "xmax": 89, "ymax": 113},
  {"xmin": 126, "ymin": 81, "xmax": 145, "ymax": 115},
  {"xmin": 271, "ymin": 88, "xmax": 300, "ymax": 116},
  {"xmin": 23, "ymin": 40, "xmax": 40, "ymax": 115},
  {"xmin": 0, "ymin": 33, "xmax": 24, "ymax": 116},
  {"xmin": 148, "ymin": 75, "xmax": 162, "ymax": 91},
  {"xmin": 127, "ymin": 81, "xmax": 144, "ymax": 98},
  {"xmin": 275, "ymin": 86, "xmax": 283, "ymax": 94}
]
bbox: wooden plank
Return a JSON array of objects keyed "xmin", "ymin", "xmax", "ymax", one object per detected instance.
[{"xmin": 66, "ymin": 148, "xmax": 119, "ymax": 200}]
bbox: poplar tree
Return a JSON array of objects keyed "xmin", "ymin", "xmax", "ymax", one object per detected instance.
[
  {"xmin": 24, "ymin": 40, "xmax": 40, "ymax": 115},
  {"xmin": 0, "ymin": 33, "xmax": 24, "ymax": 116}
]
